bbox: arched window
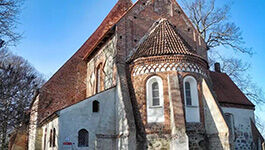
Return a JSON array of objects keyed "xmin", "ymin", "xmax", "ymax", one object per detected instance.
[
  {"xmin": 96, "ymin": 64, "xmax": 102, "ymax": 93},
  {"xmin": 92, "ymin": 100, "xmax": 99, "ymax": 112},
  {"xmin": 44, "ymin": 128, "xmax": 47, "ymax": 150},
  {"xmin": 49, "ymin": 129, "xmax": 52, "ymax": 147},
  {"xmin": 146, "ymin": 76, "xmax": 164, "ymax": 123},
  {"xmin": 78, "ymin": 129, "xmax": 89, "ymax": 147},
  {"xmin": 183, "ymin": 76, "xmax": 200, "ymax": 122},
  {"xmin": 52, "ymin": 128, "xmax": 56, "ymax": 147}
]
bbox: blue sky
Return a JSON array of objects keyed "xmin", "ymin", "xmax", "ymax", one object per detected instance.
[{"xmin": 12, "ymin": 0, "xmax": 265, "ymax": 125}]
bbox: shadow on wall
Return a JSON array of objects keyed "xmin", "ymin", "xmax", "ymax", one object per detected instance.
[
  {"xmin": 126, "ymin": 66, "xmax": 148, "ymax": 149},
  {"xmin": 203, "ymin": 96, "xmax": 226, "ymax": 150}
]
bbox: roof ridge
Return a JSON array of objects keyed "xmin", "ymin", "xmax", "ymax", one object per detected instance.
[{"xmin": 82, "ymin": 0, "xmax": 133, "ymax": 59}]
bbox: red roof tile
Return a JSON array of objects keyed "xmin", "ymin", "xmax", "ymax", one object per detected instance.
[
  {"xmin": 210, "ymin": 71, "xmax": 255, "ymax": 107},
  {"xmin": 130, "ymin": 19, "xmax": 203, "ymax": 61}
]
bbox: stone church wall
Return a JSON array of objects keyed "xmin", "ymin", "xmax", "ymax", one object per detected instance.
[
  {"xmin": 221, "ymin": 107, "xmax": 255, "ymax": 149},
  {"xmin": 186, "ymin": 123, "xmax": 207, "ymax": 150}
]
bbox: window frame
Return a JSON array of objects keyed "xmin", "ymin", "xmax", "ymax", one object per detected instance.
[
  {"xmin": 183, "ymin": 76, "xmax": 199, "ymax": 107},
  {"xmin": 146, "ymin": 75, "xmax": 165, "ymax": 123},
  {"xmin": 183, "ymin": 75, "xmax": 200, "ymax": 123},
  {"xmin": 146, "ymin": 76, "xmax": 164, "ymax": 108}
]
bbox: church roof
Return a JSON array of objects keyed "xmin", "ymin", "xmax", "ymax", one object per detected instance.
[
  {"xmin": 210, "ymin": 71, "xmax": 255, "ymax": 108},
  {"xmin": 130, "ymin": 19, "xmax": 202, "ymax": 61}
]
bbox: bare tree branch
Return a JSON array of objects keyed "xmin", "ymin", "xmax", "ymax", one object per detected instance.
[
  {"xmin": 0, "ymin": 49, "xmax": 45, "ymax": 149},
  {"xmin": 182, "ymin": 0, "xmax": 253, "ymax": 55},
  {"xmin": 0, "ymin": 0, "xmax": 24, "ymax": 46}
]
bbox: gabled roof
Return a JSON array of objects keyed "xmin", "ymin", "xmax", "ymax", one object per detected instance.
[
  {"xmin": 38, "ymin": 0, "xmax": 133, "ymax": 123},
  {"xmin": 210, "ymin": 71, "xmax": 255, "ymax": 108},
  {"xmin": 129, "ymin": 19, "xmax": 202, "ymax": 61}
]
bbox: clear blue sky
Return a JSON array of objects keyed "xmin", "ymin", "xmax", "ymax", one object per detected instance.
[{"xmin": 12, "ymin": 0, "xmax": 265, "ymax": 124}]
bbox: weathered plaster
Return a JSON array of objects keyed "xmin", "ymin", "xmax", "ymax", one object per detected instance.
[
  {"xmin": 86, "ymin": 36, "xmax": 117, "ymax": 97},
  {"xmin": 41, "ymin": 117, "xmax": 59, "ymax": 150},
  {"xmin": 222, "ymin": 107, "xmax": 255, "ymax": 150},
  {"xmin": 58, "ymin": 88, "xmax": 117, "ymax": 150}
]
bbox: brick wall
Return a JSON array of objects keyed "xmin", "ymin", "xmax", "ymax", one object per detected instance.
[{"xmin": 116, "ymin": 0, "xmax": 207, "ymax": 63}]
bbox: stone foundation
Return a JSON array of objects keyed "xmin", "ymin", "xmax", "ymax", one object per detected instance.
[
  {"xmin": 186, "ymin": 123, "xmax": 207, "ymax": 150},
  {"xmin": 147, "ymin": 134, "xmax": 170, "ymax": 150}
]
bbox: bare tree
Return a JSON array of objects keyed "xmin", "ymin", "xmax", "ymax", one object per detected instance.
[
  {"xmin": 181, "ymin": 0, "xmax": 264, "ymax": 103},
  {"xmin": 181, "ymin": 0, "xmax": 265, "ymax": 137},
  {"xmin": 0, "ymin": 49, "xmax": 45, "ymax": 149},
  {"xmin": 182, "ymin": 0, "xmax": 252, "ymax": 55},
  {"xmin": 0, "ymin": 0, "xmax": 24, "ymax": 47}
]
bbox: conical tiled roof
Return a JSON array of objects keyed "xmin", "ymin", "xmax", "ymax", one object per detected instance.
[{"xmin": 130, "ymin": 19, "xmax": 200, "ymax": 61}]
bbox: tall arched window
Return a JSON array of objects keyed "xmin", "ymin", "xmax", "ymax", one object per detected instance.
[
  {"xmin": 52, "ymin": 128, "xmax": 56, "ymax": 147},
  {"xmin": 183, "ymin": 76, "xmax": 200, "ymax": 122},
  {"xmin": 78, "ymin": 129, "xmax": 89, "ymax": 147},
  {"xmin": 96, "ymin": 64, "xmax": 102, "ymax": 93},
  {"xmin": 49, "ymin": 129, "xmax": 52, "ymax": 147},
  {"xmin": 146, "ymin": 76, "xmax": 164, "ymax": 123}
]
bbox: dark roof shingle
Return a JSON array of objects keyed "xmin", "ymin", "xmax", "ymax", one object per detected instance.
[{"xmin": 210, "ymin": 71, "xmax": 255, "ymax": 107}]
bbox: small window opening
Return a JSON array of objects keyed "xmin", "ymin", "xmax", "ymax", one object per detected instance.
[{"xmin": 93, "ymin": 100, "xmax": 100, "ymax": 112}]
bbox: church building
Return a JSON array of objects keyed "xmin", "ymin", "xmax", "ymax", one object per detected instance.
[{"xmin": 28, "ymin": 0, "xmax": 264, "ymax": 149}]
